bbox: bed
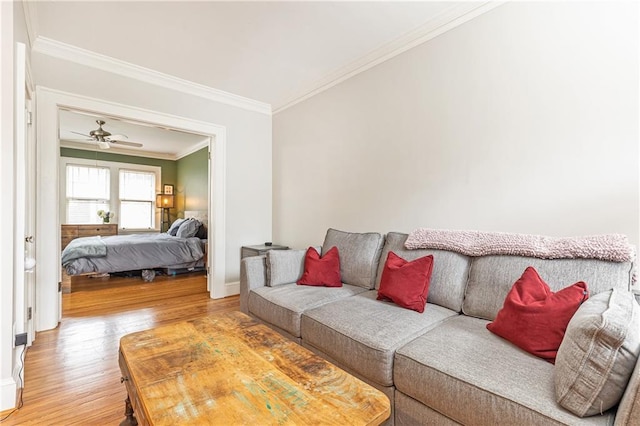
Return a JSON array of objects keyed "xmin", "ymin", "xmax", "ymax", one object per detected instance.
[{"xmin": 61, "ymin": 211, "xmax": 208, "ymax": 277}]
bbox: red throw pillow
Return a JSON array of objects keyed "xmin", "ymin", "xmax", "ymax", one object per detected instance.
[
  {"xmin": 377, "ymin": 251, "xmax": 434, "ymax": 313},
  {"xmin": 297, "ymin": 246, "xmax": 342, "ymax": 287},
  {"xmin": 486, "ymin": 266, "xmax": 589, "ymax": 363}
]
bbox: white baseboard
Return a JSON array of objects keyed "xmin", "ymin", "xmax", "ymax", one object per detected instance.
[
  {"xmin": 225, "ymin": 281, "xmax": 240, "ymax": 297},
  {"xmin": 0, "ymin": 377, "xmax": 17, "ymax": 411}
]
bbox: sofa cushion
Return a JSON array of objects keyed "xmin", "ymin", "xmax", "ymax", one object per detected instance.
[
  {"xmin": 394, "ymin": 315, "xmax": 613, "ymax": 425},
  {"xmin": 555, "ymin": 289, "xmax": 640, "ymax": 417},
  {"xmin": 395, "ymin": 392, "xmax": 460, "ymax": 426},
  {"xmin": 487, "ymin": 266, "xmax": 588, "ymax": 363},
  {"xmin": 616, "ymin": 353, "xmax": 640, "ymax": 425},
  {"xmin": 266, "ymin": 249, "xmax": 306, "ymax": 287},
  {"xmin": 322, "ymin": 228, "xmax": 384, "ymax": 289},
  {"xmin": 375, "ymin": 232, "xmax": 470, "ymax": 312},
  {"xmin": 377, "ymin": 252, "xmax": 434, "ymax": 313},
  {"xmin": 301, "ymin": 291, "xmax": 458, "ymax": 387},
  {"xmin": 248, "ymin": 283, "xmax": 366, "ymax": 337},
  {"xmin": 297, "ymin": 246, "xmax": 342, "ymax": 287},
  {"xmin": 463, "ymin": 255, "xmax": 633, "ymax": 321}
]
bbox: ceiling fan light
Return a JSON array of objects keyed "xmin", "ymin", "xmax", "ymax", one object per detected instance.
[{"xmin": 97, "ymin": 141, "xmax": 111, "ymax": 149}]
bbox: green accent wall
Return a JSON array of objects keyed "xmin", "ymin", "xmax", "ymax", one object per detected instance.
[
  {"xmin": 60, "ymin": 148, "xmax": 177, "ymax": 184},
  {"xmin": 60, "ymin": 147, "xmax": 178, "ymax": 222},
  {"xmin": 176, "ymin": 147, "xmax": 209, "ymax": 217},
  {"xmin": 60, "ymin": 147, "xmax": 208, "ymax": 224}
]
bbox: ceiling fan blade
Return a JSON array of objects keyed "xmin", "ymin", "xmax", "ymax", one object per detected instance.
[
  {"xmin": 110, "ymin": 140, "xmax": 143, "ymax": 148},
  {"xmin": 70, "ymin": 131, "xmax": 91, "ymax": 137},
  {"xmin": 108, "ymin": 134, "xmax": 128, "ymax": 140}
]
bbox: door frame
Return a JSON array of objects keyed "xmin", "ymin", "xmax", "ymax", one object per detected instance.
[
  {"xmin": 35, "ymin": 87, "xmax": 227, "ymax": 331},
  {"xmin": 14, "ymin": 42, "xmax": 36, "ymax": 346}
]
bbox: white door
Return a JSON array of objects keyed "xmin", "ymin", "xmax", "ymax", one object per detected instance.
[
  {"xmin": 14, "ymin": 42, "xmax": 36, "ymax": 344},
  {"xmin": 24, "ymin": 96, "xmax": 36, "ymax": 343}
]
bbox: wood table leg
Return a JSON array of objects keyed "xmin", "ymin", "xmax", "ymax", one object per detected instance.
[{"xmin": 119, "ymin": 395, "xmax": 138, "ymax": 426}]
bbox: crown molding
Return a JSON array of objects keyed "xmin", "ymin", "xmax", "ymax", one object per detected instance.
[
  {"xmin": 32, "ymin": 37, "xmax": 272, "ymax": 116},
  {"xmin": 21, "ymin": 0, "xmax": 39, "ymax": 49},
  {"xmin": 60, "ymin": 137, "xmax": 211, "ymax": 161},
  {"xmin": 60, "ymin": 140, "xmax": 178, "ymax": 161},
  {"xmin": 175, "ymin": 139, "xmax": 210, "ymax": 160},
  {"xmin": 273, "ymin": 1, "xmax": 505, "ymax": 114}
]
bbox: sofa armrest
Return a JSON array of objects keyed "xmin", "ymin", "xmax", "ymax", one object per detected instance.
[{"xmin": 240, "ymin": 255, "xmax": 267, "ymax": 314}]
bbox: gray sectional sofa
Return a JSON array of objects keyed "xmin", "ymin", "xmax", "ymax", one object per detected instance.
[{"xmin": 240, "ymin": 229, "xmax": 640, "ymax": 425}]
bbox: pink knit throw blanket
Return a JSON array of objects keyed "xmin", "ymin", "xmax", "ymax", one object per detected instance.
[{"xmin": 404, "ymin": 229, "xmax": 635, "ymax": 263}]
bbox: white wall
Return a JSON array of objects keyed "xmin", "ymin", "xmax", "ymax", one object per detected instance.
[
  {"xmin": 32, "ymin": 54, "xmax": 273, "ymax": 285},
  {"xmin": 0, "ymin": 0, "xmax": 33, "ymax": 411},
  {"xmin": 0, "ymin": 0, "xmax": 16, "ymax": 412},
  {"xmin": 273, "ymin": 2, "xmax": 639, "ymax": 250}
]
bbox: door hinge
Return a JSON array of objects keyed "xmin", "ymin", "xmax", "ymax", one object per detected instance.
[
  {"xmin": 27, "ymin": 307, "xmax": 32, "ymax": 320},
  {"xmin": 26, "ymin": 111, "xmax": 33, "ymax": 125},
  {"xmin": 58, "ymin": 281, "xmax": 62, "ymax": 292}
]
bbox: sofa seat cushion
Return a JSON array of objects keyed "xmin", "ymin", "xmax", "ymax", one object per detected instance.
[
  {"xmin": 249, "ymin": 283, "xmax": 367, "ymax": 337},
  {"xmin": 395, "ymin": 315, "xmax": 614, "ymax": 425},
  {"xmin": 301, "ymin": 291, "xmax": 458, "ymax": 387},
  {"xmin": 395, "ymin": 392, "xmax": 460, "ymax": 426}
]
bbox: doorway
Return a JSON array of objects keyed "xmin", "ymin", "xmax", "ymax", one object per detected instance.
[
  {"xmin": 58, "ymin": 108, "xmax": 211, "ymax": 294},
  {"xmin": 36, "ymin": 88, "xmax": 227, "ymax": 332}
]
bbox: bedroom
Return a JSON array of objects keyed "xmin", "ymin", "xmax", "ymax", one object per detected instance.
[{"xmin": 58, "ymin": 109, "xmax": 211, "ymax": 290}]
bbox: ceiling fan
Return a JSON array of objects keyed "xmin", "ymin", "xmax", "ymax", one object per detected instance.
[{"xmin": 71, "ymin": 120, "xmax": 144, "ymax": 149}]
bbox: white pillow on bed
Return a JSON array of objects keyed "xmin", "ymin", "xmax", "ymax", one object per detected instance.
[
  {"xmin": 176, "ymin": 218, "xmax": 201, "ymax": 238},
  {"xmin": 167, "ymin": 218, "xmax": 186, "ymax": 236}
]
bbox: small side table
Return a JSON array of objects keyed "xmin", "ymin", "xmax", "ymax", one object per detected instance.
[{"xmin": 241, "ymin": 244, "xmax": 289, "ymax": 259}]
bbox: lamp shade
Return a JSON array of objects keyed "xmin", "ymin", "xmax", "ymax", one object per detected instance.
[{"xmin": 156, "ymin": 194, "xmax": 174, "ymax": 208}]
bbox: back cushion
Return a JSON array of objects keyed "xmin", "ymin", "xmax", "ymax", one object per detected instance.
[
  {"xmin": 376, "ymin": 232, "xmax": 470, "ymax": 312},
  {"xmin": 463, "ymin": 255, "xmax": 634, "ymax": 321},
  {"xmin": 321, "ymin": 228, "xmax": 384, "ymax": 289},
  {"xmin": 266, "ymin": 249, "xmax": 307, "ymax": 287}
]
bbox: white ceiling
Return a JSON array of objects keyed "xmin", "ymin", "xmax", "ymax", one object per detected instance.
[
  {"xmin": 58, "ymin": 109, "xmax": 210, "ymax": 159},
  {"xmin": 30, "ymin": 1, "xmax": 494, "ymax": 157}
]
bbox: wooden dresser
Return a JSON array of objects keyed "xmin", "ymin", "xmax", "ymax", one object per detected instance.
[{"xmin": 61, "ymin": 224, "xmax": 118, "ymax": 250}]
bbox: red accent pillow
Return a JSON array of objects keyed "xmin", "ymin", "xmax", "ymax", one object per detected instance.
[
  {"xmin": 486, "ymin": 266, "xmax": 589, "ymax": 364},
  {"xmin": 377, "ymin": 251, "xmax": 434, "ymax": 313},
  {"xmin": 297, "ymin": 246, "xmax": 342, "ymax": 287}
]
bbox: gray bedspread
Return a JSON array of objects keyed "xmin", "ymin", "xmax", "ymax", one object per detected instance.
[
  {"xmin": 62, "ymin": 236, "xmax": 107, "ymax": 265},
  {"xmin": 62, "ymin": 233, "xmax": 204, "ymax": 275}
]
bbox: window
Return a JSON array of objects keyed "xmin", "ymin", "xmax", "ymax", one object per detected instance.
[
  {"xmin": 66, "ymin": 165, "xmax": 110, "ymax": 224},
  {"xmin": 119, "ymin": 170, "xmax": 156, "ymax": 229},
  {"xmin": 61, "ymin": 157, "xmax": 161, "ymax": 230}
]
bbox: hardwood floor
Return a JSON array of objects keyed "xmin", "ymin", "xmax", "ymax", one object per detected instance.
[{"xmin": 0, "ymin": 272, "xmax": 239, "ymax": 425}]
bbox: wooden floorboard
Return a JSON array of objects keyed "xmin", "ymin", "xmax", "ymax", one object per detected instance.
[{"xmin": 0, "ymin": 272, "xmax": 239, "ymax": 425}]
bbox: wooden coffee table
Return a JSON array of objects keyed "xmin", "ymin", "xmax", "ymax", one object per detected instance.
[{"xmin": 118, "ymin": 311, "xmax": 390, "ymax": 425}]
